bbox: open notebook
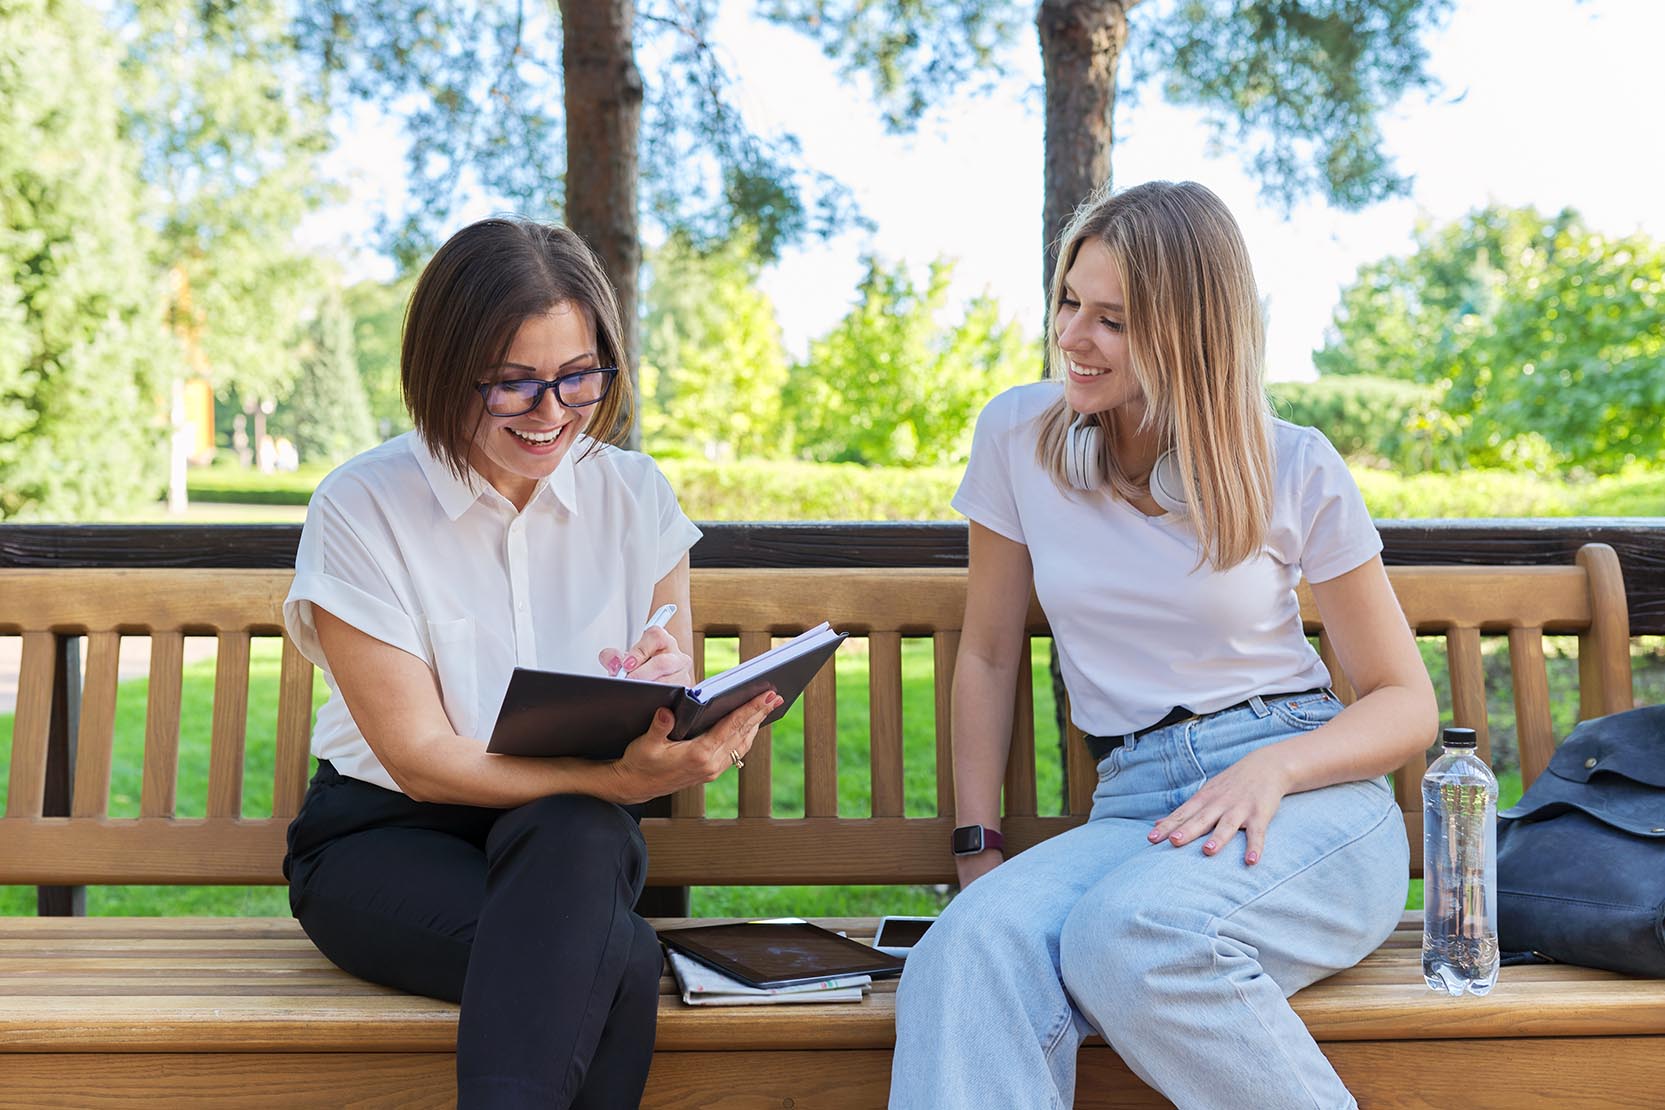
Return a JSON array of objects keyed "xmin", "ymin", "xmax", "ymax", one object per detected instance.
[{"xmin": 486, "ymin": 623, "xmax": 846, "ymax": 760}]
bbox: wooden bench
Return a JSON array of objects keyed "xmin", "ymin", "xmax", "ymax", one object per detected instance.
[{"xmin": 3, "ymin": 543, "xmax": 1663, "ymax": 1107}]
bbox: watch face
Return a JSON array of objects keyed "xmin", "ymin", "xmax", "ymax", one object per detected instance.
[{"xmin": 952, "ymin": 825, "xmax": 983, "ymax": 855}]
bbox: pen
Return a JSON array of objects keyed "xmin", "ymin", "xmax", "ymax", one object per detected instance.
[{"xmin": 641, "ymin": 603, "xmax": 678, "ymax": 637}]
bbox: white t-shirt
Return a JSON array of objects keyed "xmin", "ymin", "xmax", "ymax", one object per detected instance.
[
  {"xmin": 953, "ymin": 381, "xmax": 1382, "ymax": 738},
  {"xmin": 284, "ymin": 431, "xmax": 703, "ymax": 792}
]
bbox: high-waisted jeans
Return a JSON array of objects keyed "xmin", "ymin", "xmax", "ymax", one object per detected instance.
[{"xmin": 890, "ymin": 692, "xmax": 1408, "ymax": 1109}]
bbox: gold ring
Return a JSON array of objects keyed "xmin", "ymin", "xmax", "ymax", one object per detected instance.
[{"xmin": 729, "ymin": 750, "xmax": 744, "ymax": 771}]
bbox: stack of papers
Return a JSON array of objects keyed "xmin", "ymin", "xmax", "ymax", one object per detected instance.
[{"xmin": 667, "ymin": 950, "xmax": 871, "ymax": 1006}]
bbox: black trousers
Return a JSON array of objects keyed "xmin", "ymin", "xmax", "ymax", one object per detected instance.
[{"xmin": 283, "ymin": 761, "xmax": 661, "ymax": 1109}]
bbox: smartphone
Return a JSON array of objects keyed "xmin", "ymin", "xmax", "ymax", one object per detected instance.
[{"xmin": 873, "ymin": 915, "xmax": 937, "ymax": 958}]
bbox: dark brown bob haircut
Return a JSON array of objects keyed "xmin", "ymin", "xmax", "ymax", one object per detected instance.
[{"xmin": 402, "ymin": 217, "xmax": 635, "ymax": 480}]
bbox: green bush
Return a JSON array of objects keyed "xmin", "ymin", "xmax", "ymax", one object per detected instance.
[
  {"xmin": 660, "ymin": 459, "xmax": 962, "ymax": 521},
  {"xmin": 1269, "ymin": 376, "xmax": 1437, "ymax": 462},
  {"xmin": 181, "ymin": 455, "xmax": 1665, "ymax": 520},
  {"xmin": 1353, "ymin": 465, "xmax": 1665, "ymax": 519},
  {"xmin": 188, "ymin": 464, "xmax": 331, "ymax": 505}
]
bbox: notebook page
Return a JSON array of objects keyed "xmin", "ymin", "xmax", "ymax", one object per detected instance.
[{"xmin": 691, "ymin": 622, "xmax": 834, "ymax": 701}]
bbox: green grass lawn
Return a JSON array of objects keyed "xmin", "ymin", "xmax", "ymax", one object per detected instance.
[{"xmin": 6, "ymin": 636, "xmax": 1659, "ymax": 918}]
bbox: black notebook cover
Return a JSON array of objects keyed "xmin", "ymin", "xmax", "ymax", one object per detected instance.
[
  {"xmin": 486, "ymin": 631, "xmax": 847, "ymax": 760},
  {"xmin": 658, "ymin": 921, "xmax": 904, "ymax": 989}
]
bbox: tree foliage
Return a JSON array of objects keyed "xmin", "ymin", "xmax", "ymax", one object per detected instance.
[
  {"xmin": 276, "ymin": 288, "xmax": 378, "ymax": 465},
  {"xmin": 295, "ymin": 0, "xmax": 860, "ymax": 267},
  {"xmin": 343, "ymin": 275, "xmax": 417, "ymax": 438},
  {"xmin": 640, "ymin": 232, "xmax": 791, "ymax": 460},
  {"xmin": 0, "ymin": 0, "xmax": 173, "ymax": 519},
  {"xmin": 760, "ymin": 0, "xmax": 1026, "ymax": 133},
  {"xmin": 1318, "ymin": 205, "xmax": 1665, "ymax": 472},
  {"xmin": 767, "ymin": 0, "xmax": 1454, "ymax": 212},
  {"xmin": 121, "ymin": 0, "xmax": 334, "ymax": 404},
  {"xmin": 1135, "ymin": 0, "xmax": 1452, "ymax": 210},
  {"xmin": 785, "ymin": 258, "xmax": 1038, "ymax": 466}
]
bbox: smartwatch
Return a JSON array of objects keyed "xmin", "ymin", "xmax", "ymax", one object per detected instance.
[{"xmin": 951, "ymin": 824, "xmax": 1005, "ymax": 856}]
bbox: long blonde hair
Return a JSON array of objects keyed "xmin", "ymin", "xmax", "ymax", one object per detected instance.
[{"xmin": 1035, "ymin": 181, "xmax": 1274, "ymax": 569}]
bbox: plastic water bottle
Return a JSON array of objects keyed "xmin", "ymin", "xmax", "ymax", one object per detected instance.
[{"xmin": 1421, "ymin": 726, "xmax": 1499, "ymax": 995}]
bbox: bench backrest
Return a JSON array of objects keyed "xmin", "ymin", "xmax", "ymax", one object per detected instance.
[{"xmin": 0, "ymin": 545, "xmax": 1634, "ymax": 887}]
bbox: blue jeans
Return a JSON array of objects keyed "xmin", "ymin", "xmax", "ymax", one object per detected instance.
[{"xmin": 891, "ymin": 693, "xmax": 1408, "ymax": 1109}]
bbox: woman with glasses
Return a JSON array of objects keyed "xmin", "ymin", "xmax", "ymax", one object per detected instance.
[{"xmin": 280, "ymin": 218, "xmax": 777, "ymax": 1109}]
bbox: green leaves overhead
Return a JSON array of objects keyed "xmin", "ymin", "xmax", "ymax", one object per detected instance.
[
  {"xmin": 759, "ymin": 0, "xmax": 1026, "ymax": 132},
  {"xmin": 1138, "ymin": 0, "xmax": 1453, "ymax": 210},
  {"xmin": 767, "ymin": 0, "xmax": 1452, "ymax": 211},
  {"xmin": 295, "ymin": 0, "xmax": 862, "ymax": 266},
  {"xmin": 294, "ymin": 0, "xmax": 566, "ymax": 268}
]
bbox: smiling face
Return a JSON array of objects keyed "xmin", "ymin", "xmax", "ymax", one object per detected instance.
[
  {"xmin": 1055, "ymin": 238, "xmax": 1145, "ymax": 419},
  {"xmin": 465, "ymin": 302, "xmax": 600, "ymax": 509}
]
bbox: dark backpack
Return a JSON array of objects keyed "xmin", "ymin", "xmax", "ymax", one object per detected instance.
[{"xmin": 1496, "ymin": 704, "xmax": 1665, "ymax": 977}]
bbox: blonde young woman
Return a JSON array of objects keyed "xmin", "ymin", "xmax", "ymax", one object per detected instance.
[{"xmin": 890, "ymin": 182, "xmax": 1437, "ymax": 1109}]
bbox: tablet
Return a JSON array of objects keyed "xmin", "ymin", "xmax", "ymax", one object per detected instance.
[{"xmin": 657, "ymin": 921, "xmax": 905, "ymax": 990}]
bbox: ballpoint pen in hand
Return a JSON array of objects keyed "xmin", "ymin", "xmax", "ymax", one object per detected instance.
[{"xmin": 641, "ymin": 603, "xmax": 677, "ymax": 637}]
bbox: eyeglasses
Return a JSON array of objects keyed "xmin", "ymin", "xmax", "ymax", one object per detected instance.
[{"xmin": 475, "ymin": 368, "xmax": 618, "ymax": 416}]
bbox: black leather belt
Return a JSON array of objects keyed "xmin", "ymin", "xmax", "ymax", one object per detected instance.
[{"xmin": 1083, "ymin": 689, "xmax": 1327, "ymax": 763}]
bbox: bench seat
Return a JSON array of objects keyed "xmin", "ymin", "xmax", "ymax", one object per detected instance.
[{"xmin": 4, "ymin": 914, "xmax": 1664, "ymax": 1108}]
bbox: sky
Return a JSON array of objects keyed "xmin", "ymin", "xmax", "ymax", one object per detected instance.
[{"xmin": 305, "ymin": 0, "xmax": 1665, "ymax": 383}]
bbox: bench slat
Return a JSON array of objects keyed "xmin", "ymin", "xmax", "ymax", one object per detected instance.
[
  {"xmin": 0, "ymin": 568, "xmax": 292, "ymax": 632},
  {"xmin": 738, "ymin": 631, "xmax": 774, "ymax": 818},
  {"xmin": 1303, "ymin": 566, "xmax": 1593, "ymax": 632},
  {"xmin": 4, "ymin": 631, "xmax": 56, "ymax": 819},
  {"xmin": 674, "ymin": 634, "xmax": 708, "ymax": 818},
  {"xmin": 4, "ymin": 1040, "xmax": 1664, "ymax": 1110},
  {"xmin": 141, "ymin": 631, "xmax": 184, "ymax": 818},
  {"xmin": 1064, "ymin": 702, "xmax": 1095, "ymax": 817},
  {"xmin": 273, "ymin": 638, "xmax": 313, "ymax": 819},
  {"xmin": 692, "ymin": 568, "xmax": 971, "ymax": 633},
  {"xmin": 1508, "ymin": 626, "xmax": 1557, "ymax": 789},
  {"xmin": 1445, "ymin": 625, "xmax": 1491, "ymax": 762},
  {"xmin": 7, "ymin": 919, "xmax": 1665, "ymax": 1051},
  {"xmin": 1577, "ymin": 544, "xmax": 1635, "ymax": 719},
  {"xmin": 868, "ymin": 632, "xmax": 904, "ymax": 818},
  {"xmin": 803, "ymin": 648, "xmax": 839, "ymax": 818},
  {"xmin": 69, "ymin": 632, "xmax": 121, "ymax": 819},
  {"xmin": 1003, "ymin": 639, "xmax": 1038, "ymax": 818},
  {"xmin": 0, "ymin": 818, "xmax": 288, "ymax": 884},
  {"xmin": 932, "ymin": 630, "xmax": 958, "ymax": 820},
  {"xmin": 1316, "ymin": 629, "xmax": 1357, "ymax": 704},
  {"xmin": 207, "ymin": 632, "xmax": 251, "ymax": 819}
]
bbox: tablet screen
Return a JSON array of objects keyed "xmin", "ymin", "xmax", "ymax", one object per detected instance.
[{"xmin": 658, "ymin": 921, "xmax": 905, "ymax": 990}]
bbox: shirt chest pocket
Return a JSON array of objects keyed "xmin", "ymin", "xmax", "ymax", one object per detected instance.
[{"xmin": 426, "ymin": 617, "xmax": 480, "ymax": 738}]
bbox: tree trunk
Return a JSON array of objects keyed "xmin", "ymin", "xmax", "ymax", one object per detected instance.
[
  {"xmin": 561, "ymin": 0, "xmax": 644, "ymax": 450},
  {"xmin": 1038, "ymin": 0, "xmax": 1129, "ymax": 805},
  {"xmin": 1037, "ymin": 0, "xmax": 1128, "ymax": 291}
]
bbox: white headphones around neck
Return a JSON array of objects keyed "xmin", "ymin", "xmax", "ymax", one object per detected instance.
[{"xmin": 1065, "ymin": 414, "xmax": 1189, "ymax": 516}]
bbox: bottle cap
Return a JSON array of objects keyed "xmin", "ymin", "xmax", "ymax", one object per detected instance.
[{"xmin": 1442, "ymin": 727, "xmax": 1478, "ymax": 749}]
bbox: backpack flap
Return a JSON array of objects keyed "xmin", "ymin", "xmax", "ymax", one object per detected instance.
[{"xmin": 1497, "ymin": 705, "xmax": 1665, "ymax": 978}]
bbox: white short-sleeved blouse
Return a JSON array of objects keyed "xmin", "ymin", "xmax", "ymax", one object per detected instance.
[
  {"xmin": 952, "ymin": 381, "xmax": 1382, "ymax": 738},
  {"xmin": 283, "ymin": 431, "xmax": 703, "ymax": 791}
]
